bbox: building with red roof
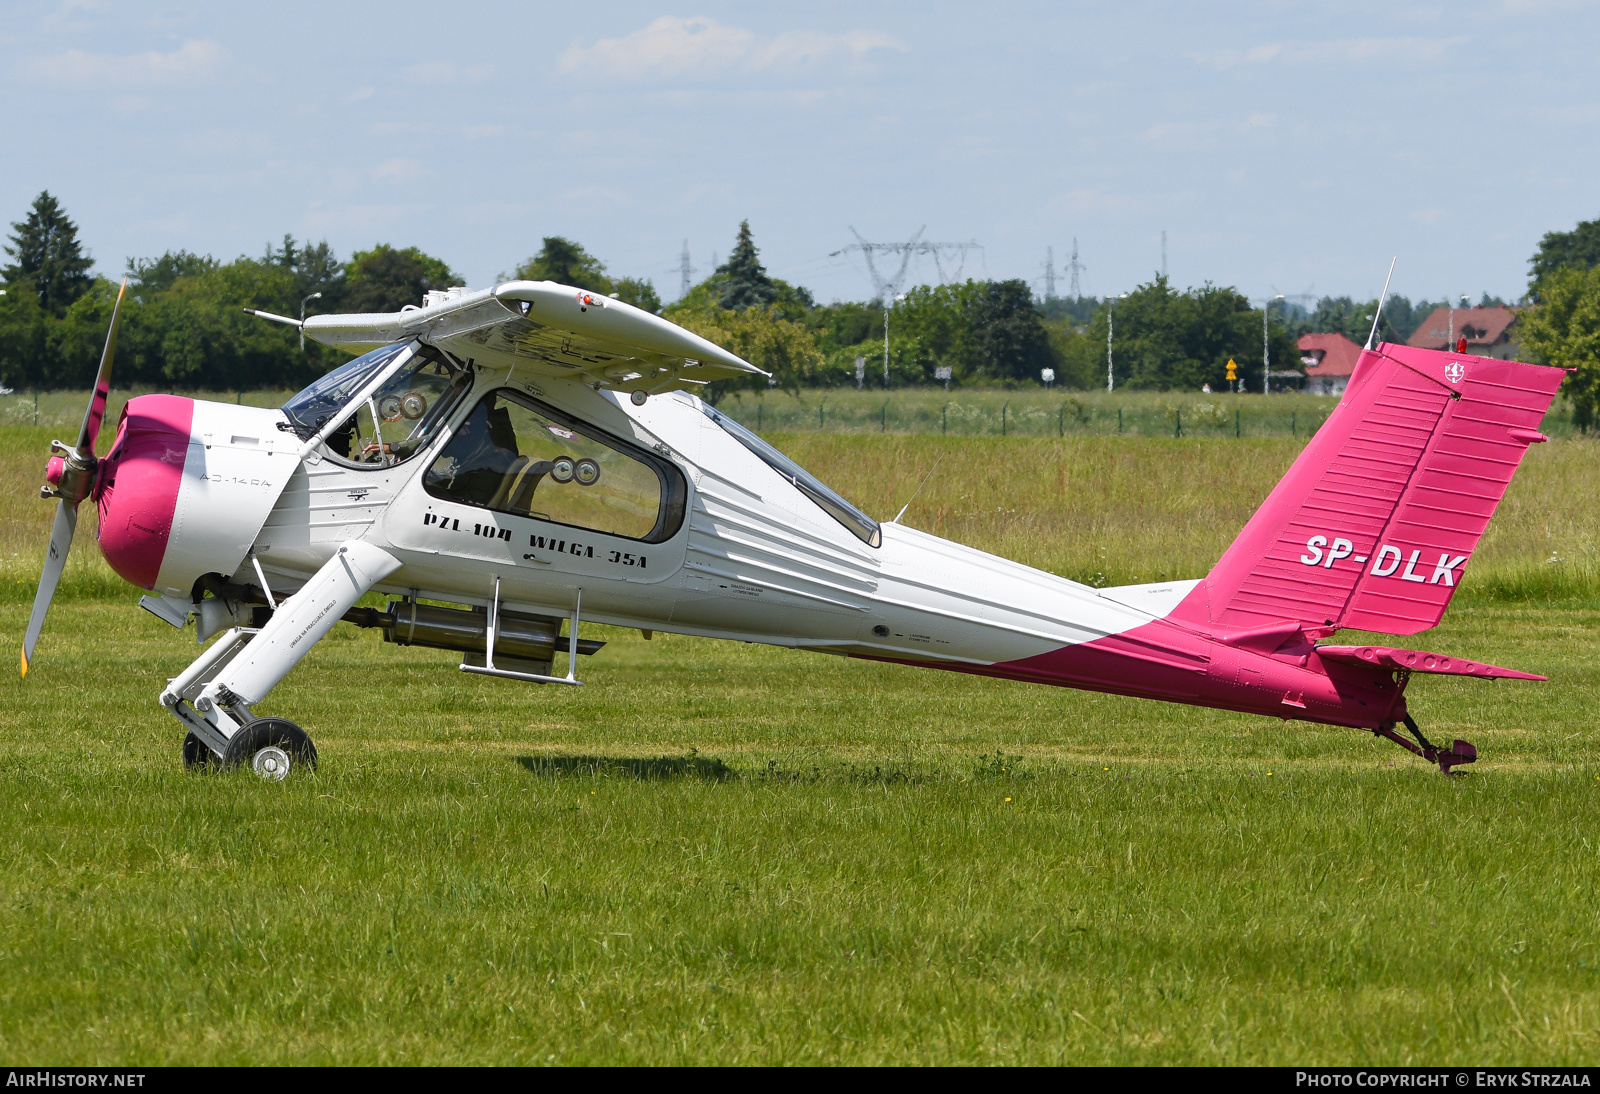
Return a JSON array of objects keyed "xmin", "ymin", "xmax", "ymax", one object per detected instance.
[
  {"xmin": 1298, "ymin": 332, "xmax": 1364, "ymax": 396},
  {"xmin": 1405, "ymin": 306, "xmax": 1521, "ymax": 359}
]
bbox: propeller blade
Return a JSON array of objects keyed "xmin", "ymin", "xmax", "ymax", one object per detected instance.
[
  {"xmin": 77, "ymin": 278, "xmax": 128, "ymax": 456},
  {"xmin": 21, "ymin": 501, "xmax": 77, "ymax": 678}
]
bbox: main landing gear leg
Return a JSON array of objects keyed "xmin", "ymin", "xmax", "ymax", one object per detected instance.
[
  {"xmin": 161, "ymin": 540, "xmax": 402, "ymax": 779},
  {"xmin": 1373, "ymin": 713, "xmax": 1478, "ymax": 775}
]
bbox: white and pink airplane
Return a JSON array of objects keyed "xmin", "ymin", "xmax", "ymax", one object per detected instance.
[{"xmin": 24, "ymin": 279, "xmax": 1565, "ymax": 779}]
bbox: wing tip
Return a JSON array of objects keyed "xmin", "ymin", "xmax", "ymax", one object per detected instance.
[{"xmin": 19, "ymin": 648, "xmax": 28, "ymax": 678}]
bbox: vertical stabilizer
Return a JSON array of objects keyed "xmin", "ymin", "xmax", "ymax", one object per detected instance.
[{"xmin": 1167, "ymin": 344, "xmax": 1565, "ymax": 638}]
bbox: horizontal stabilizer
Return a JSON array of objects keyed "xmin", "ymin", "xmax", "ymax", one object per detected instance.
[
  {"xmin": 1314, "ymin": 644, "xmax": 1544, "ymax": 681},
  {"xmin": 1169, "ymin": 344, "xmax": 1566, "ymax": 637}
]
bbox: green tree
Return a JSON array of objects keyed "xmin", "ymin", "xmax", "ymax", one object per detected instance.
[
  {"xmin": 1517, "ymin": 265, "xmax": 1600, "ymax": 430},
  {"xmin": 127, "ymin": 250, "xmax": 218, "ymax": 295},
  {"xmin": 672, "ymin": 307, "xmax": 823, "ymax": 397},
  {"xmin": 276, "ymin": 236, "xmax": 345, "ymax": 309},
  {"xmin": 514, "ymin": 237, "xmax": 661, "ymax": 313},
  {"xmin": 1309, "ymin": 294, "xmax": 1446, "ymax": 346},
  {"xmin": 0, "ymin": 277, "xmax": 51, "ymax": 390},
  {"xmin": 344, "ymin": 244, "xmax": 458, "ymax": 313},
  {"xmin": 516, "ymin": 237, "xmax": 610, "ymax": 292},
  {"xmin": 1079, "ymin": 277, "xmax": 1300, "ymax": 392},
  {"xmin": 969, "ymin": 279, "xmax": 1052, "ymax": 381},
  {"xmin": 1529, "ymin": 215, "xmax": 1600, "ymax": 293},
  {"xmin": 717, "ymin": 220, "xmax": 780, "ymax": 311},
  {"xmin": 4, "ymin": 191, "xmax": 94, "ymax": 314},
  {"xmin": 610, "ymin": 276, "xmax": 662, "ymax": 314}
]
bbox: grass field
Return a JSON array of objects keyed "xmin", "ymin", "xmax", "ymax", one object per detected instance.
[{"xmin": 1, "ymin": 414, "xmax": 1597, "ymax": 1064}]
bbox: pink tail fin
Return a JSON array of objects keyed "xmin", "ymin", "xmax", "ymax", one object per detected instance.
[{"xmin": 1168, "ymin": 344, "xmax": 1565, "ymax": 638}]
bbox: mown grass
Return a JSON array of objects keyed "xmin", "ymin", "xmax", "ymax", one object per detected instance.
[
  {"xmin": 0, "ymin": 602, "xmax": 1597, "ymax": 1064},
  {"xmin": 1, "ymin": 407, "xmax": 1597, "ymax": 1064}
]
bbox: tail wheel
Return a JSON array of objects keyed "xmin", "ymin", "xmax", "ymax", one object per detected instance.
[{"xmin": 222, "ymin": 717, "xmax": 318, "ymax": 780}]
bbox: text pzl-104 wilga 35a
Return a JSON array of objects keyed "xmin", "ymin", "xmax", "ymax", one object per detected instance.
[{"xmin": 22, "ymin": 277, "xmax": 1566, "ymax": 780}]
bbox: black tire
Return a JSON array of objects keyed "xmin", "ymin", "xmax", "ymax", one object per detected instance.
[
  {"xmin": 182, "ymin": 731, "xmax": 219, "ymax": 772},
  {"xmin": 222, "ymin": 716, "xmax": 318, "ymax": 775}
]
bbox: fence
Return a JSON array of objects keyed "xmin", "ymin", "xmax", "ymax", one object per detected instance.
[
  {"xmin": 714, "ymin": 390, "xmax": 1346, "ymax": 439},
  {"xmin": 0, "ymin": 385, "xmax": 1579, "ymax": 440}
]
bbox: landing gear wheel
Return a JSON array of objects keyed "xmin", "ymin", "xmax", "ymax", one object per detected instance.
[
  {"xmin": 223, "ymin": 717, "xmax": 318, "ymax": 779},
  {"xmin": 182, "ymin": 731, "xmax": 219, "ymax": 772}
]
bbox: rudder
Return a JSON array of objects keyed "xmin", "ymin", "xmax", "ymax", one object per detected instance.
[{"xmin": 1167, "ymin": 343, "xmax": 1565, "ymax": 638}]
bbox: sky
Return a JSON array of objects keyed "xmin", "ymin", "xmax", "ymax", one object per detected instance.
[{"xmin": 3, "ymin": 1, "xmax": 1599, "ymax": 308}]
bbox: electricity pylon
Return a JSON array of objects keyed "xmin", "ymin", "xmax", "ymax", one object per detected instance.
[
  {"xmin": 673, "ymin": 240, "xmax": 697, "ymax": 299},
  {"xmin": 831, "ymin": 227, "xmax": 982, "ymax": 301},
  {"xmin": 1067, "ymin": 238, "xmax": 1084, "ymax": 299}
]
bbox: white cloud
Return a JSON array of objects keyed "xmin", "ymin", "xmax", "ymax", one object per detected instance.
[
  {"xmin": 557, "ymin": 16, "xmax": 907, "ymax": 81},
  {"xmin": 23, "ymin": 38, "xmax": 224, "ymax": 87}
]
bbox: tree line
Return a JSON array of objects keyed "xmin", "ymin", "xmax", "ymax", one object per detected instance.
[{"xmin": 10, "ymin": 187, "xmax": 1586, "ymax": 404}]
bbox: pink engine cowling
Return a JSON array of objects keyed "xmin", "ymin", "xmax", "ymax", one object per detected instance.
[{"xmin": 95, "ymin": 394, "xmax": 194, "ymax": 591}]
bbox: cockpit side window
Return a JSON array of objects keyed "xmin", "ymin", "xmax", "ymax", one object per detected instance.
[
  {"xmin": 700, "ymin": 403, "xmax": 881, "ymax": 548},
  {"xmin": 423, "ymin": 390, "xmax": 686, "ymax": 544},
  {"xmin": 307, "ymin": 345, "xmax": 473, "ymax": 469}
]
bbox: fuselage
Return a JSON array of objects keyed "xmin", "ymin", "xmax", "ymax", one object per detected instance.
[{"xmin": 93, "ymin": 361, "xmax": 1405, "ymax": 733}]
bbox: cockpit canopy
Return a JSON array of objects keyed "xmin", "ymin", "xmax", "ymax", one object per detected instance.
[{"xmin": 281, "ymin": 342, "xmax": 472, "ymax": 466}]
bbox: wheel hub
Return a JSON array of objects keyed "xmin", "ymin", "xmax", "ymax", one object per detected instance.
[{"xmin": 252, "ymin": 745, "xmax": 291, "ymax": 781}]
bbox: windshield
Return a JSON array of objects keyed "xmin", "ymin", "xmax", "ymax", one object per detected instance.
[
  {"xmin": 322, "ymin": 347, "xmax": 474, "ymax": 467},
  {"xmin": 281, "ymin": 343, "xmax": 411, "ymax": 439},
  {"xmin": 701, "ymin": 403, "xmax": 880, "ymax": 548}
]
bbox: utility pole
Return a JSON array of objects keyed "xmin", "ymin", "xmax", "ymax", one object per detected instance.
[
  {"xmin": 1262, "ymin": 294, "xmax": 1283, "ymax": 395},
  {"xmin": 1449, "ymin": 294, "xmax": 1468, "ymax": 350},
  {"xmin": 1107, "ymin": 303, "xmax": 1114, "ymax": 391},
  {"xmin": 883, "ymin": 293, "xmax": 906, "ymax": 388},
  {"xmin": 1107, "ymin": 295, "xmax": 1125, "ymax": 392},
  {"xmin": 1044, "ymin": 246, "xmax": 1056, "ymax": 300},
  {"xmin": 1067, "ymin": 238, "xmax": 1084, "ymax": 299}
]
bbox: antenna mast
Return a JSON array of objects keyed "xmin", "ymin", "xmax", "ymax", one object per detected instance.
[
  {"xmin": 1067, "ymin": 238, "xmax": 1084, "ymax": 299},
  {"xmin": 1366, "ymin": 257, "xmax": 1398, "ymax": 351},
  {"xmin": 1044, "ymin": 246, "xmax": 1056, "ymax": 300}
]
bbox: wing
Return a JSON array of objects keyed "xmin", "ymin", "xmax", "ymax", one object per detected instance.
[{"xmin": 301, "ymin": 281, "xmax": 766, "ymax": 394}]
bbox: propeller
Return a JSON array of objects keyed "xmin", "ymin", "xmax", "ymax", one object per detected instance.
[{"xmin": 21, "ymin": 279, "xmax": 128, "ymax": 677}]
